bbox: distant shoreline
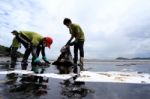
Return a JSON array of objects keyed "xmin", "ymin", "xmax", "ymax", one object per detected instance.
[{"xmin": 83, "ymin": 59, "xmax": 150, "ymax": 63}]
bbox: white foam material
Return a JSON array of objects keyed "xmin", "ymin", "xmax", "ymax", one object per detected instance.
[
  {"xmin": 75, "ymin": 71, "xmax": 150, "ymax": 84},
  {"xmin": 34, "ymin": 73, "xmax": 77, "ymax": 79},
  {"xmin": 0, "ymin": 70, "xmax": 76, "ymax": 79},
  {"xmin": 1, "ymin": 70, "xmax": 150, "ymax": 84},
  {"xmin": 0, "ymin": 70, "xmax": 34, "ymax": 74}
]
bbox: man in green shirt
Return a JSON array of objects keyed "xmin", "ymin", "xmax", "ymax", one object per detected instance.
[
  {"xmin": 11, "ymin": 30, "xmax": 53, "ymax": 70},
  {"xmin": 9, "ymin": 37, "xmax": 21, "ymax": 69},
  {"xmin": 63, "ymin": 18, "xmax": 85, "ymax": 72}
]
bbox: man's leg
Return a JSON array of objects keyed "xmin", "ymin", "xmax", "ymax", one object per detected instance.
[
  {"xmin": 73, "ymin": 43, "xmax": 79, "ymax": 73},
  {"xmin": 79, "ymin": 41, "xmax": 84, "ymax": 70},
  {"xmin": 21, "ymin": 48, "xmax": 31, "ymax": 70},
  {"xmin": 31, "ymin": 47, "xmax": 39, "ymax": 65},
  {"xmin": 73, "ymin": 43, "xmax": 78, "ymax": 65},
  {"xmin": 10, "ymin": 47, "xmax": 18, "ymax": 69}
]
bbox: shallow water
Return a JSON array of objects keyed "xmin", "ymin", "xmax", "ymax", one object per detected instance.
[{"xmin": 0, "ymin": 58, "xmax": 150, "ymax": 99}]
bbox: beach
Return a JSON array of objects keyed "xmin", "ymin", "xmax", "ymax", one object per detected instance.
[{"xmin": 0, "ymin": 57, "xmax": 150, "ymax": 99}]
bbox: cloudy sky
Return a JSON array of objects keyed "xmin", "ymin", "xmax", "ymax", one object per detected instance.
[{"xmin": 0, "ymin": 0, "xmax": 150, "ymax": 59}]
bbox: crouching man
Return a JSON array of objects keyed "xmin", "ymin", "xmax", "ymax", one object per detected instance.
[{"xmin": 11, "ymin": 30, "xmax": 53, "ymax": 70}]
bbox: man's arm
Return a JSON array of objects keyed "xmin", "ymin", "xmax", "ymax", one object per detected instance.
[
  {"xmin": 41, "ymin": 46, "xmax": 46, "ymax": 58},
  {"xmin": 41, "ymin": 47, "xmax": 50, "ymax": 64},
  {"xmin": 66, "ymin": 35, "xmax": 74, "ymax": 45}
]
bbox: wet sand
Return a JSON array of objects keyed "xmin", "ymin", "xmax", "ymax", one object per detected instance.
[{"xmin": 0, "ymin": 57, "xmax": 150, "ymax": 99}]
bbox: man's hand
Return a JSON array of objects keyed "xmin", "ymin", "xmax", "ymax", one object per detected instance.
[
  {"xmin": 66, "ymin": 40, "xmax": 71, "ymax": 46},
  {"xmin": 34, "ymin": 57, "xmax": 40, "ymax": 63},
  {"xmin": 43, "ymin": 56, "xmax": 51, "ymax": 64}
]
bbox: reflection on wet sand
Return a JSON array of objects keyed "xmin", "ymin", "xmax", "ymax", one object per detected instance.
[
  {"xmin": 5, "ymin": 63, "xmax": 50, "ymax": 97},
  {"xmin": 8, "ymin": 76, "xmax": 49, "ymax": 96},
  {"xmin": 55, "ymin": 64, "xmax": 94, "ymax": 98},
  {"xmin": 60, "ymin": 79, "xmax": 94, "ymax": 98}
]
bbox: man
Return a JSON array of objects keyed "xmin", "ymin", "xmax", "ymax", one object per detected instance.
[
  {"xmin": 9, "ymin": 37, "xmax": 21, "ymax": 69},
  {"xmin": 11, "ymin": 30, "xmax": 53, "ymax": 69},
  {"xmin": 63, "ymin": 18, "xmax": 85, "ymax": 71}
]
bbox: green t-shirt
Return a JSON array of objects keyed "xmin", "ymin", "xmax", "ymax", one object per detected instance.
[
  {"xmin": 69, "ymin": 24, "xmax": 85, "ymax": 41},
  {"xmin": 11, "ymin": 37, "xmax": 21, "ymax": 48},
  {"xmin": 20, "ymin": 31, "xmax": 44, "ymax": 46}
]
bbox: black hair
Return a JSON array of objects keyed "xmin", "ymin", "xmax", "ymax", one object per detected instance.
[
  {"xmin": 63, "ymin": 18, "xmax": 72, "ymax": 25},
  {"xmin": 11, "ymin": 30, "xmax": 18, "ymax": 34}
]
